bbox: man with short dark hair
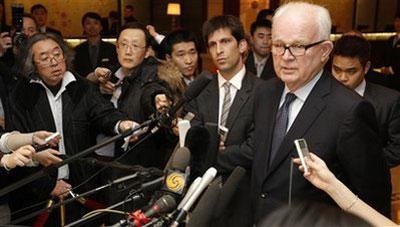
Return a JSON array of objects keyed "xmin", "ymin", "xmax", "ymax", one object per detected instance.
[
  {"xmin": 164, "ymin": 29, "xmax": 199, "ymax": 86},
  {"xmin": 124, "ymin": 5, "xmax": 138, "ymax": 24},
  {"xmin": 246, "ymin": 19, "xmax": 275, "ymax": 80},
  {"xmin": 332, "ymin": 35, "xmax": 400, "ymax": 168},
  {"xmin": 184, "ymin": 15, "xmax": 261, "ymax": 227},
  {"xmin": 74, "ymin": 12, "xmax": 117, "ymax": 77},
  {"xmin": 30, "ymin": 4, "xmax": 62, "ymax": 36},
  {"xmin": 91, "ymin": 22, "xmax": 169, "ymax": 167}
]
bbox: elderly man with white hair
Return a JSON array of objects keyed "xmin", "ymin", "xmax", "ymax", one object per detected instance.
[{"xmin": 250, "ymin": 2, "xmax": 391, "ymax": 224}]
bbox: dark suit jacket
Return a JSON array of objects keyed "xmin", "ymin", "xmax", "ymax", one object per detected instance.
[
  {"xmin": 364, "ymin": 82, "xmax": 400, "ymax": 167},
  {"xmin": 245, "ymin": 51, "xmax": 275, "ymax": 80},
  {"xmin": 251, "ymin": 71, "xmax": 391, "ymax": 224},
  {"xmin": 73, "ymin": 40, "xmax": 118, "ymax": 77},
  {"xmin": 184, "ymin": 71, "xmax": 261, "ymax": 227},
  {"xmin": 383, "ymin": 35, "xmax": 400, "ymax": 75}
]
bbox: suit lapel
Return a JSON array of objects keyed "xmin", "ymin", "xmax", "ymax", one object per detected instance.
[
  {"xmin": 246, "ymin": 53, "xmax": 257, "ymax": 75},
  {"xmin": 261, "ymin": 56, "xmax": 274, "ymax": 80},
  {"xmin": 265, "ymin": 72, "xmax": 330, "ymax": 179},
  {"xmin": 203, "ymin": 76, "xmax": 219, "ymax": 124},
  {"xmin": 225, "ymin": 72, "xmax": 252, "ymax": 129},
  {"xmin": 260, "ymin": 79, "xmax": 284, "ymax": 177}
]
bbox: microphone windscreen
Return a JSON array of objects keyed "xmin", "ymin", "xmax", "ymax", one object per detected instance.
[
  {"xmin": 185, "ymin": 125, "xmax": 211, "ymax": 179},
  {"xmin": 186, "ymin": 177, "xmax": 222, "ymax": 227},
  {"xmin": 183, "ymin": 71, "xmax": 213, "ymax": 101},
  {"xmin": 171, "ymin": 147, "xmax": 191, "ymax": 171},
  {"xmin": 145, "ymin": 194, "xmax": 177, "ymax": 217},
  {"xmin": 185, "ymin": 125, "xmax": 210, "ymax": 158},
  {"xmin": 213, "ymin": 166, "xmax": 246, "ymax": 217}
]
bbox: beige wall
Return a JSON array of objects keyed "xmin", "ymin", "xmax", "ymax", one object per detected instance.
[
  {"xmin": 240, "ymin": 0, "xmax": 270, "ymax": 33},
  {"xmin": 5, "ymin": 0, "xmax": 118, "ymax": 37},
  {"xmin": 208, "ymin": 0, "xmax": 223, "ymax": 20}
]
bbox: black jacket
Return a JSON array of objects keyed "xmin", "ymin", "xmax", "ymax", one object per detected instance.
[
  {"xmin": 245, "ymin": 52, "xmax": 275, "ymax": 80},
  {"xmin": 73, "ymin": 40, "xmax": 118, "ymax": 77}
]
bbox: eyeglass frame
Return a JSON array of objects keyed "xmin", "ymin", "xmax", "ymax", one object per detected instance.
[
  {"xmin": 34, "ymin": 51, "xmax": 65, "ymax": 66},
  {"xmin": 271, "ymin": 40, "xmax": 326, "ymax": 57},
  {"xmin": 117, "ymin": 41, "xmax": 146, "ymax": 52}
]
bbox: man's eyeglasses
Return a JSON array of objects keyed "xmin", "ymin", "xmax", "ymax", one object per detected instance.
[
  {"xmin": 35, "ymin": 52, "xmax": 65, "ymax": 66},
  {"xmin": 272, "ymin": 40, "xmax": 326, "ymax": 57},
  {"xmin": 118, "ymin": 42, "xmax": 146, "ymax": 51}
]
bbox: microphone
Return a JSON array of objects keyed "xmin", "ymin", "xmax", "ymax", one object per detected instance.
[
  {"xmin": 213, "ymin": 166, "xmax": 246, "ymax": 218},
  {"xmin": 177, "ymin": 177, "xmax": 202, "ymax": 210},
  {"xmin": 83, "ymin": 158, "xmax": 164, "ymax": 177},
  {"xmin": 186, "ymin": 176, "xmax": 222, "ymax": 227},
  {"xmin": 170, "ymin": 167, "xmax": 218, "ymax": 227},
  {"xmin": 111, "ymin": 194, "xmax": 177, "ymax": 227},
  {"xmin": 169, "ymin": 71, "xmax": 213, "ymax": 116},
  {"xmin": 160, "ymin": 146, "xmax": 191, "ymax": 197},
  {"xmin": 156, "ymin": 71, "xmax": 213, "ymax": 128},
  {"xmin": 185, "ymin": 125, "xmax": 211, "ymax": 180}
]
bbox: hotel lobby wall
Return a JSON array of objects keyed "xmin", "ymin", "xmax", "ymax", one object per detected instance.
[{"xmin": 5, "ymin": 0, "xmax": 118, "ymax": 37}]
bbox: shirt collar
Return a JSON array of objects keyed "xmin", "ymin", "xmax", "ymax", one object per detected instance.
[
  {"xmin": 354, "ymin": 79, "xmax": 366, "ymax": 96},
  {"xmin": 253, "ymin": 52, "xmax": 267, "ymax": 66},
  {"xmin": 30, "ymin": 71, "xmax": 76, "ymax": 99},
  {"xmin": 217, "ymin": 65, "xmax": 246, "ymax": 90},
  {"xmin": 282, "ymin": 69, "xmax": 323, "ymax": 103}
]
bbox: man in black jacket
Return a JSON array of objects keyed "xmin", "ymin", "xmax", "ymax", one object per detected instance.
[
  {"xmin": 91, "ymin": 22, "xmax": 169, "ymax": 168},
  {"xmin": 332, "ymin": 35, "xmax": 400, "ymax": 168},
  {"xmin": 74, "ymin": 12, "xmax": 117, "ymax": 77},
  {"xmin": 7, "ymin": 33, "xmax": 135, "ymax": 226},
  {"xmin": 246, "ymin": 19, "xmax": 275, "ymax": 80},
  {"xmin": 184, "ymin": 15, "xmax": 261, "ymax": 227}
]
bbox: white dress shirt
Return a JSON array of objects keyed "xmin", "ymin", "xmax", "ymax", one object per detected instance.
[
  {"xmin": 253, "ymin": 52, "xmax": 268, "ymax": 78},
  {"xmin": 279, "ymin": 70, "xmax": 323, "ymax": 132},
  {"xmin": 95, "ymin": 68, "xmax": 127, "ymax": 157},
  {"xmin": 31, "ymin": 71, "xmax": 76, "ymax": 179},
  {"xmin": 217, "ymin": 66, "xmax": 246, "ymax": 126},
  {"xmin": 354, "ymin": 79, "xmax": 366, "ymax": 97}
]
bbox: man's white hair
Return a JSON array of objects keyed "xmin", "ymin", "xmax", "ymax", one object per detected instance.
[{"xmin": 273, "ymin": 2, "xmax": 332, "ymax": 40}]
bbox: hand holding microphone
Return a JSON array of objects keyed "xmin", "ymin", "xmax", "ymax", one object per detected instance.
[{"xmin": 1, "ymin": 145, "xmax": 35, "ymax": 169}]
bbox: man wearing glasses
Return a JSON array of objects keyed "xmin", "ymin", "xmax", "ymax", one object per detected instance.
[
  {"xmin": 250, "ymin": 2, "xmax": 391, "ymax": 225},
  {"xmin": 90, "ymin": 22, "xmax": 169, "ymax": 168},
  {"xmin": 6, "ymin": 33, "xmax": 135, "ymax": 225}
]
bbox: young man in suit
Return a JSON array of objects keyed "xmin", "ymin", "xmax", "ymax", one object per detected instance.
[
  {"xmin": 332, "ymin": 35, "xmax": 400, "ymax": 168},
  {"xmin": 74, "ymin": 12, "xmax": 118, "ymax": 77},
  {"xmin": 251, "ymin": 2, "xmax": 391, "ymax": 224},
  {"xmin": 30, "ymin": 4, "xmax": 62, "ymax": 37},
  {"xmin": 246, "ymin": 19, "xmax": 275, "ymax": 80},
  {"xmin": 184, "ymin": 15, "xmax": 261, "ymax": 227}
]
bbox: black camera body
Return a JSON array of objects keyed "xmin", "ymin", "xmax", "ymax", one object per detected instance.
[{"xmin": 11, "ymin": 4, "xmax": 27, "ymax": 49}]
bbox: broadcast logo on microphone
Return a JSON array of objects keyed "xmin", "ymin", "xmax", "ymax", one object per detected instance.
[{"xmin": 163, "ymin": 170, "xmax": 186, "ymax": 194}]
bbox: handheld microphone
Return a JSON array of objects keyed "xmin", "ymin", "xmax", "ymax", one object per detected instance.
[
  {"xmin": 170, "ymin": 167, "xmax": 218, "ymax": 227},
  {"xmin": 177, "ymin": 177, "xmax": 202, "ymax": 210},
  {"xmin": 162, "ymin": 147, "xmax": 191, "ymax": 196},
  {"xmin": 156, "ymin": 71, "xmax": 213, "ymax": 129},
  {"xmin": 187, "ymin": 176, "xmax": 222, "ymax": 227},
  {"xmin": 111, "ymin": 194, "xmax": 177, "ymax": 227},
  {"xmin": 213, "ymin": 166, "xmax": 246, "ymax": 218}
]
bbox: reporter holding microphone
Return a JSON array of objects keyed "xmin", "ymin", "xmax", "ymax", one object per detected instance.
[
  {"xmin": 0, "ymin": 130, "xmax": 62, "ymax": 225},
  {"xmin": 293, "ymin": 153, "xmax": 397, "ymax": 226}
]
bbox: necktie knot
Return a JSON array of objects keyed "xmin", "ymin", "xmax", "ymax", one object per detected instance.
[
  {"xmin": 283, "ymin": 92, "xmax": 296, "ymax": 107},
  {"xmin": 223, "ymin": 81, "xmax": 231, "ymax": 91}
]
